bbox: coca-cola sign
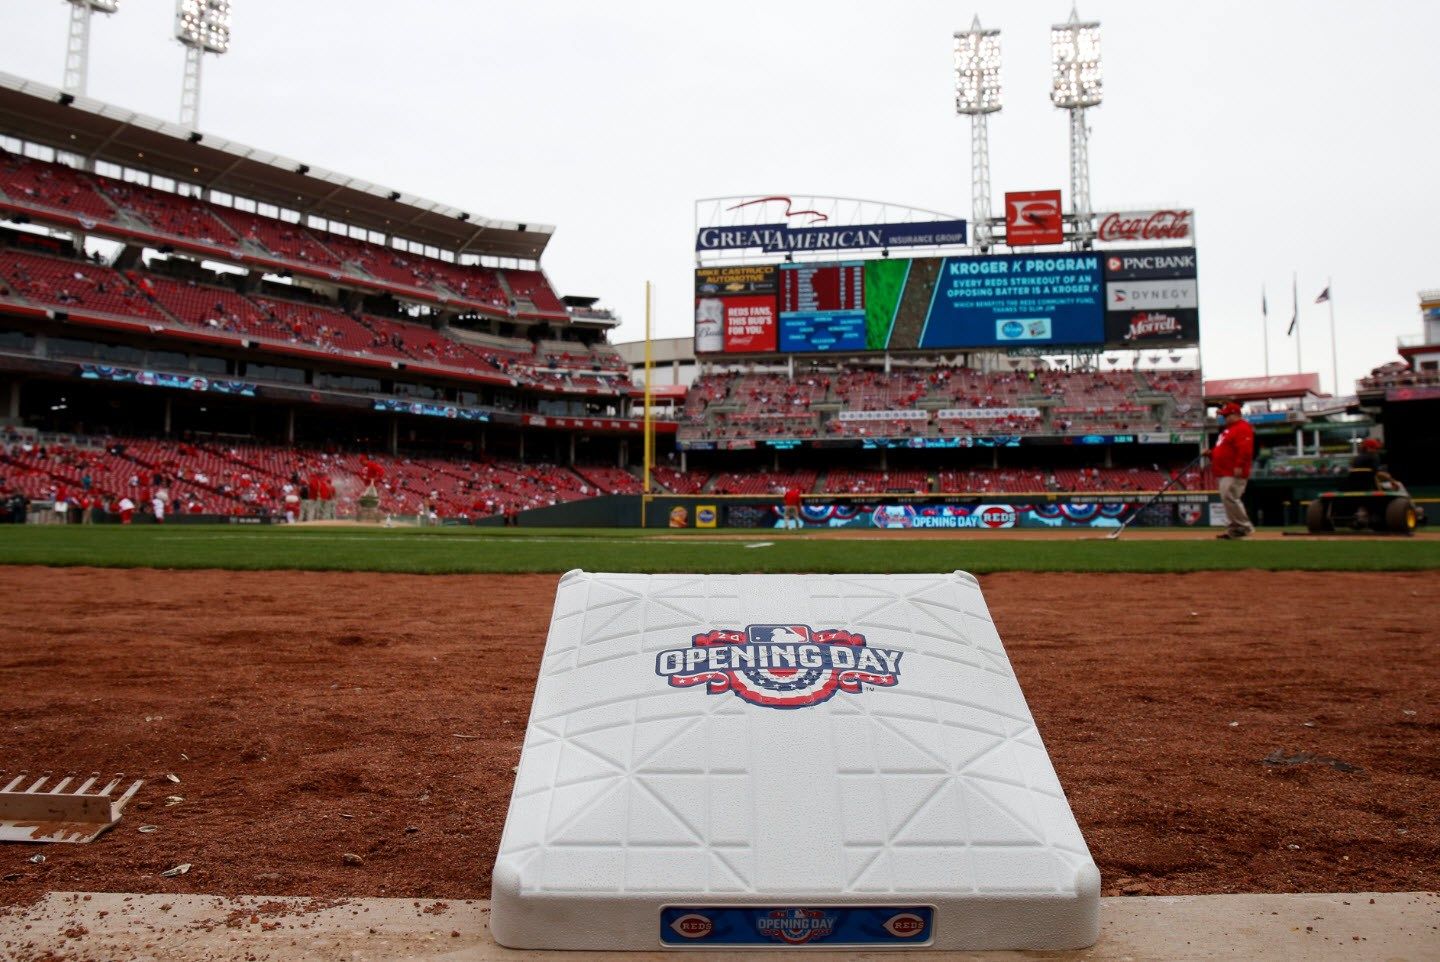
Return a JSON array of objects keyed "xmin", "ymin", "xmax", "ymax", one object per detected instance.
[{"xmin": 1096, "ymin": 209, "xmax": 1194, "ymax": 243}]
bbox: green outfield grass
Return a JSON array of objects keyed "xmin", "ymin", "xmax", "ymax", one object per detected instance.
[{"xmin": 0, "ymin": 525, "xmax": 1436, "ymax": 574}]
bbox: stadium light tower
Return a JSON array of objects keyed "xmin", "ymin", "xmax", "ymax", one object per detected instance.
[
  {"xmin": 1050, "ymin": 4, "xmax": 1102, "ymax": 249},
  {"xmin": 175, "ymin": 0, "xmax": 231, "ymax": 128},
  {"xmin": 954, "ymin": 15, "xmax": 1001, "ymax": 252},
  {"xmin": 61, "ymin": 0, "xmax": 119, "ymax": 96}
]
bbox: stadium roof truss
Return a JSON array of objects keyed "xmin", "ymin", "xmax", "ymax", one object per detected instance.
[{"xmin": 0, "ymin": 72, "xmax": 554, "ymax": 262}]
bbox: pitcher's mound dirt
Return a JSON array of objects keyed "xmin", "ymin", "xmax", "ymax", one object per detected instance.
[{"xmin": 0, "ymin": 568, "xmax": 1435, "ymax": 906}]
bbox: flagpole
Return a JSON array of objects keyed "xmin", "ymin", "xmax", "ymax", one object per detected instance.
[
  {"xmin": 1292, "ymin": 272, "xmax": 1301, "ymax": 374},
  {"xmin": 1327, "ymin": 278, "xmax": 1339, "ymax": 397},
  {"xmin": 1262, "ymin": 284, "xmax": 1270, "ymax": 376},
  {"xmin": 641, "ymin": 280, "xmax": 653, "ymax": 527}
]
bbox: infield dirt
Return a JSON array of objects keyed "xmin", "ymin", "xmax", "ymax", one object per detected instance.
[{"xmin": 1, "ymin": 567, "xmax": 1435, "ymax": 907}]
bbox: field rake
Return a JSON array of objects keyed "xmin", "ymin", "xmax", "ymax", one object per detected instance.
[{"xmin": 0, "ymin": 771, "xmax": 144, "ymax": 844}]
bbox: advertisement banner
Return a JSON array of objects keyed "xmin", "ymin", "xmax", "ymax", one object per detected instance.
[
  {"xmin": 695, "ymin": 505, "xmax": 718, "ymax": 528},
  {"xmin": 1004, "ymin": 190, "xmax": 1064, "ymax": 246},
  {"xmin": 1105, "ymin": 278, "xmax": 1198, "ymax": 311},
  {"xmin": 837, "ymin": 409, "xmax": 928, "ymax": 421},
  {"xmin": 722, "ymin": 497, "xmax": 1220, "ymax": 530},
  {"xmin": 694, "ymin": 264, "xmax": 778, "ymax": 296},
  {"xmin": 1095, "ymin": 210, "xmax": 1194, "ymax": 244},
  {"xmin": 919, "ymin": 253, "xmax": 1104, "ymax": 348},
  {"xmin": 937, "ymin": 407, "xmax": 1041, "ymax": 419},
  {"xmin": 694, "ymin": 266, "xmax": 779, "ymax": 353},
  {"xmin": 1204, "ymin": 374, "xmax": 1320, "ymax": 399},
  {"xmin": 695, "ymin": 219, "xmax": 966, "ymax": 254},
  {"xmin": 1103, "ymin": 247, "xmax": 1197, "ymax": 280},
  {"xmin": 1103, "ymin": 309, "xmax": 1200, "ymax": 344}
]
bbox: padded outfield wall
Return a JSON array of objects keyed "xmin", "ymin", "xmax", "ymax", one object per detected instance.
[{"xmin": 487, "ymin": 494, "xmax": 1224, "ymax": 530}]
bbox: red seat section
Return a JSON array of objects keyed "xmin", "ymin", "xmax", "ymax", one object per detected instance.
[
  {"xmin": 95, "ymin": 179, "xmax": 238, "ymax": 247},
  {"xmin": 0, "ymin": 249, "xmax": 165, "ymax": 321},
  {"xmin": 505, "ymin": 269, "xmax": 565, "ymax": 313},
  {"xmin": 0, "ymin": 154, "xmax": 115, "ymax": 222},
  {"xmin": 212, "ymin": 208, "xmax": 342, "ymax": 268}
]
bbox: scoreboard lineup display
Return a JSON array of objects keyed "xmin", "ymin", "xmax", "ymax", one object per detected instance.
[
  {"xmin": 779, "ymin": 262, "xmax": 867, "ymax": 352},
  {"xmin": 694, "ymin": 247, "xmax": 1198, "ymax": 355}
]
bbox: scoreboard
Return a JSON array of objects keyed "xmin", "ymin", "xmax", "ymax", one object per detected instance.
[{"xmin": 695, "ymin": 248, "xmax": 1198, "ymax": 354}]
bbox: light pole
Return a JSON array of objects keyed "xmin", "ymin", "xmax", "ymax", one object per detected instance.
[
  {"xmin": 175, "ymin": 0, "xmax": 231, "ymax": 128},
  {"xmin": 1050, "ymin": 5, "xmax": 1102, "ymax": 250},
  {"xmin": 954, "ymin": 15, "xmax": 1001, "ymax": 252},
  {"xmin": 62, "ymin": 0, "xmax": 119, "ymax": 96}
]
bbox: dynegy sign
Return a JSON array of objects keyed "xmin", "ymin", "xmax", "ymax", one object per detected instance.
[{"xmin": 696, "ymin": 219, "xmax": 967, "ymax": 253}]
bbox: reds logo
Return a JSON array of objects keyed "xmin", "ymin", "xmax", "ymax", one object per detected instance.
[
  {"xmin": 656, "ymin": 624, "xmax": 902, "ymax": 709},
  {"xmin": 756, "ymin": 909, "xmax": 838, "ymax": 944},
  {"xmin": 883, "ymin": 912, "xmax": 927, "ymax": 938},
  {"xmin": 977, "ymin": 504, "xmax": 1017, "ymax": 528},
  {"xmin": 669, "ymin": 914, "xmax": 713, "ymax": 939}
]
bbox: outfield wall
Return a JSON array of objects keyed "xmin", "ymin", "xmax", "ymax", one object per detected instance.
[{"xmin": 472, "ymin": 492, "xmax": 1223, "ymax": 530}]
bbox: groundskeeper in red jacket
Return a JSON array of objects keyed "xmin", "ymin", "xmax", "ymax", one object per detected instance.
[{"xmin": 1211, "ymin": 405, "xmax": 1255, "ymax": 478}]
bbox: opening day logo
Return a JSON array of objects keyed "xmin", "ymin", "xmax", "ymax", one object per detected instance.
[
  {"xmin": 757, "ymin": 909, "xmax": 838, "ymax": 945},
  {"xmin": 655, "ymin": 624, "xmax": 902, "ymax": 709}
]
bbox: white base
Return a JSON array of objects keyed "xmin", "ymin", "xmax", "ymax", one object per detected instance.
[{"xmin": 492, "ymin": 571, "xmax": 1100, "ymax": 950}]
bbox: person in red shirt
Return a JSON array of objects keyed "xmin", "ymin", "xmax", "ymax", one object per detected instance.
[
  {"xmin": 781, "ymin": 485, "xmax": 802, "ymax": 531},
  {"xmin": 1210, "ymin": 401, "xmax": 1255, "ymax": 539}
]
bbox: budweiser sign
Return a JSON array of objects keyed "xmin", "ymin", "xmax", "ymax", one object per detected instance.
[{"xmin": 1096, "ymin": 209, "xmax": 1194, "ymax": 243}]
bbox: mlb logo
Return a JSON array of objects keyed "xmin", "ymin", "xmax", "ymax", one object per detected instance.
[{"xmin": 747, "ymin": 624, "xmax": 811, "ymax": 646}]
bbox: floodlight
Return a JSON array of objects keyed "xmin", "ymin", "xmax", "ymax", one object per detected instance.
[
  {"xmin": 1050, "ymin": 8, "xmax": 1102, "ymax": 109},
  {"xmin": 954, "ymin": 17, "xmax": 1001, "ymax": 115},
  {"xmin": 61, "ymin": 0, "xmax": 120, "ymax": 95},
  {"xmin": 954, "ymin": 15, "xmax": 1000, "ymax": 250},
  {"xmin": 175, "ymin": 0, "xmax": 230, "ymax": 127},
  {"xmin": 175, "ymin": 0, "xmax": 231, "ymax": 54},
  {"xmin": 1050, "ymin": 5, "xmax": 1101, "ymax": 249}
]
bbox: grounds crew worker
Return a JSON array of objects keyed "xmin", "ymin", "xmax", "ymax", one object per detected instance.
[{"xmin": 1211, "ymin": 401, "xmax": 1255, "ymax": 540}]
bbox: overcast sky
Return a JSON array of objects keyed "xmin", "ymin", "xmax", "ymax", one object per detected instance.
[{"xmin": 4, "ymin": 1, "xmax": 1438, "ymax": 394}]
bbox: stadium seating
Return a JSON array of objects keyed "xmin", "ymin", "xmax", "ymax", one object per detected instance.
[
  {"xmin": 822, "ymin": 470, "xmax": 930, "ymax": 494},
  {"xmin": 0, "ymin": 249, "xmax": 166, "ymax": 321},
  {"xmin": 681, "ymin": 365, "xmax": 1203, "ymax": 441},
  {"xmin": 213, "ymin": 208, "xmax": 342, "ymax": 268},
  {"xmin": 708, "ymin": 469, "xmax": 818, "ymax": 495},
  {"xmin": 0, "ymin": 434, "xmax": 623, "ymax": 520},
  {"xmin": 247, "ymin": 296, "xmax": 401, "ymax": 357},
  {"xmin": 573, "ymin": 464, "xmax": 643, "ymax": 494},
  {"xmin": 359, "ymin": 313, "xmax": 483, "ymax": 366},
  {"xmin": 505, "ymin": 269, "xmax": 566, "ymax": 314},
  {"xmin": 133, "ymin": 274, "xmax": 272, "ymax": 332},
  {"xmin": 0, "ymin": 153, "xmax": 115, "ymax": 221},
  {"xmin": 0, "ymin": 156, "xmax": 599, "ymax": 332},
  {"xmin": 94, "ymin": 178, "xmax": 238, "ymax": 247},
  {"xmin": 650, "ymin": 465, "xmax": 707, "ymax": 494}
]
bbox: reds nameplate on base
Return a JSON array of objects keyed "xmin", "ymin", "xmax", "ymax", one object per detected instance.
[{"xmin": 490, "ymin": 571, "xmax": 1099, "ymax": 950}]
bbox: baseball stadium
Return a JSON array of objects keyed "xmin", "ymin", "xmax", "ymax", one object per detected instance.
[{"xmin": 1, "ymin": 3, "xmax": 1437, "ymax": 960}]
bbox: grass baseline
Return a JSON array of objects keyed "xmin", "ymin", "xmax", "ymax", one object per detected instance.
[{"xmin": 0, "ymin": 525, "xmax": 1436, "ymax": 574}]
